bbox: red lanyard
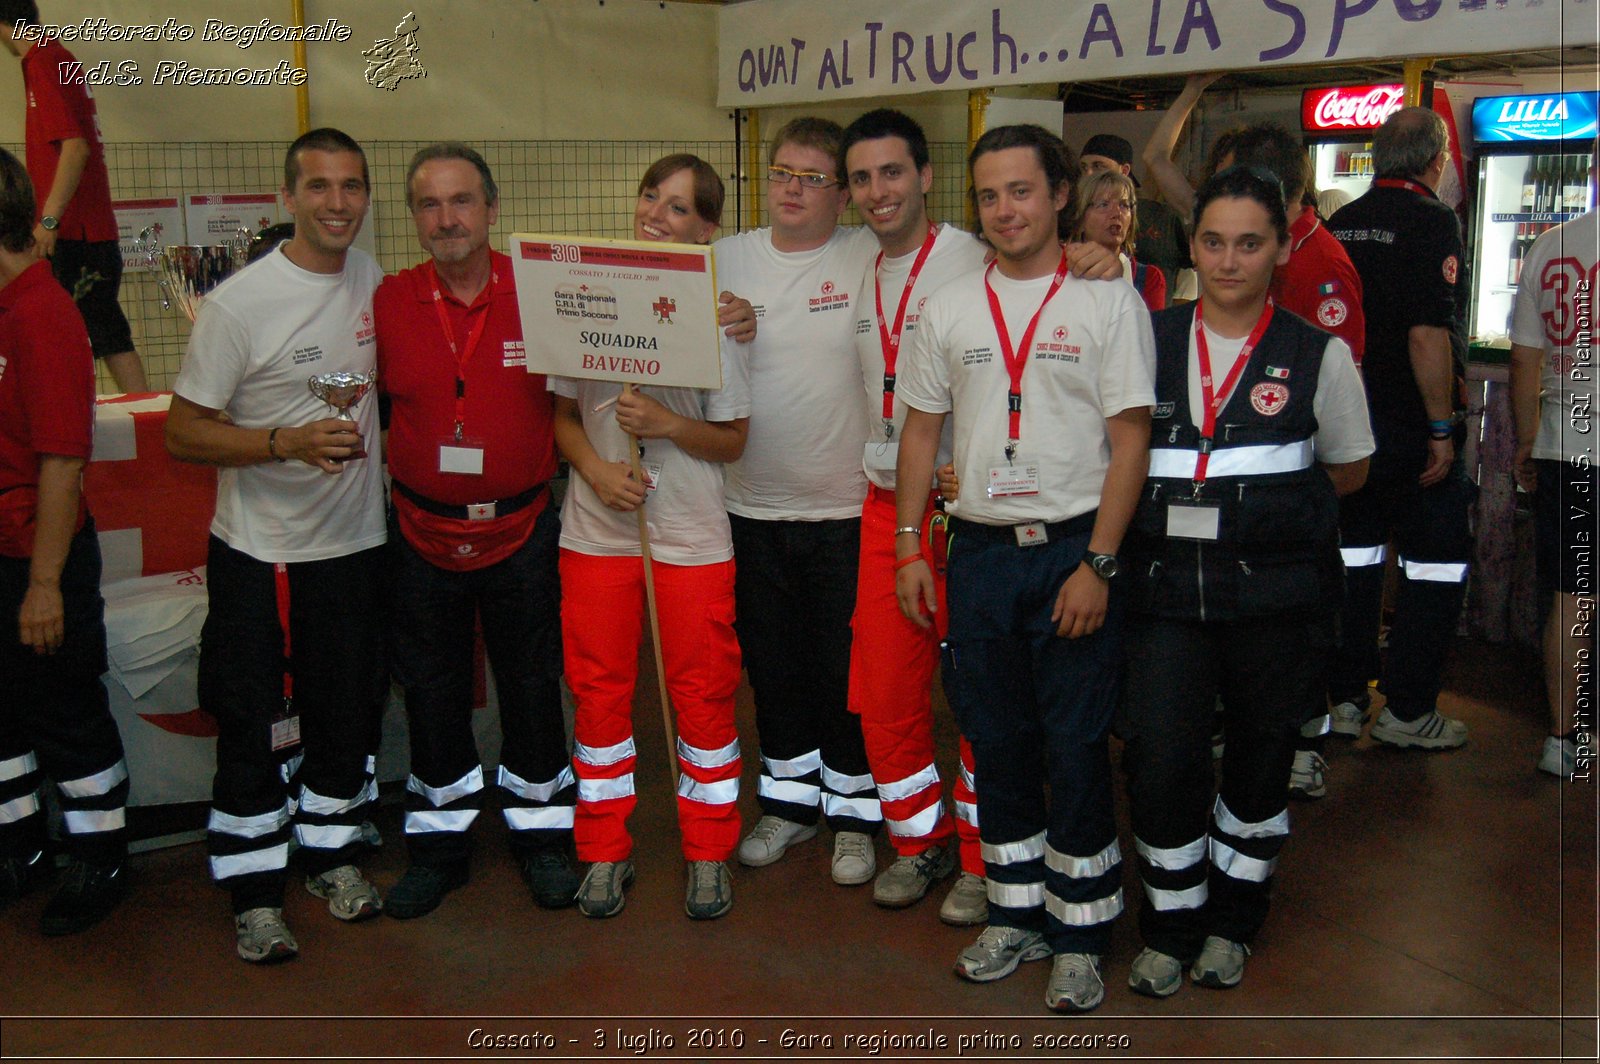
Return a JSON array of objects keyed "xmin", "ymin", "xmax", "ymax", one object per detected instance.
[
  {"xmin": 983, "ymin": 249, "xmax": 1070, "ymax": 461},
  {"xmin": 1192, "ymin": 297, "xmax": 1275, "ymax": 491},
  {"xmin": 1375, "ymin": 177, "xmax": 1434, "ymax": 197},
  {"xmin": 875, "ymin": 224, "xmax": 939, "ymax": 437},
  {"xmin": 273, "ymin": 563, "xmax": 293, "ymax": 710},
  {"xmin": 429, "ymin": 262, "xmax": 496, "ymax": 441}
]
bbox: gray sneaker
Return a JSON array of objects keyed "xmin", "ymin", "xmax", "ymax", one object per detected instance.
[
  {"xmin": 1044, "ymin": 952, "xmax": 1105, "ymax": 1012},
  {"xmin": 684, "ymin": 860, "xmax": 732, "ymax": 920},
  {"xmin": 1329, "ymin": 700, "xmax": 1368, "ymax": 738},
  {"xmin": 1128, "ymin": 946, "xmax": 1183, "ymax": 998},
  {"xmin": 831, "ymin": 831, "xmax": 876, "ymax": 886},
  {"xmin": 938, "ymin": 871, "xmax": 989, "ymax": 926},
  {"xmin": 953, "ymin": 925, "xmax": 1051, "ymax": 983},
  {"xmin": 235, "ymin": 906, "xmax": 298, "ymax": 964},
  {"xmin": 1190, "ymin": 935, "xmax": 1250, "ymax": 988},
  {"xmin": 577, "ymin": 860, "xmax": 634, "ymax": 918},
  {"xmin": 737, "ymin": 815, "xmax": 817, "ymax": 867},
  {"xmin": 1370, "ymin": 707, "xmax": 1468, "ymax": 750},
  {"xmin": 1288, "ymin": 749, "xmax": 1328, "ymax": 800},
  {"xmin": 872, "ymin": 843, "xmax": 955, "ymax": 907},
  {"xmin": 305, "ymin": 864, "xmax": 382, "ymax": 921}
]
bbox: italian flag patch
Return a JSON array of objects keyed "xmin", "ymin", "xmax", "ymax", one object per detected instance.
[{"xmin": 1265, "ymin": 366, "xmax": 1290, "ymax": 379}]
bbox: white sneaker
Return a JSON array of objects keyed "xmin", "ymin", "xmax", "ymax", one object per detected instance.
[
  {"xmin": 235, "ymin": 907, "xmax": 298, "ymax": 964},
  {"xmin": 1329, "ymin": 701, "xmax": 1368, "ymax": 738},
  {"xmin": 1044, "ymin": 952, "xmax": 1105, "ymax": 1012},
  {"xmin": 938, "ymin": 871, "xmax": 989, "ymax": 926},
  {"xmin": 831, "ymin": 831, "xmax": 876, "ymax": 885},
  {"xmin": 304, "ymin": 864, "xmax": 382, "ymax": 921},
  {"xmin": 953, "ymin": 925, "xmax": 1051, "ymax": 982},
  {"xmin": 1538, "ymin": 735, "xmax": 1577, "ymax": 779},
  {"xmin": 1288, "ymin": 749, "xmax": 1328, "ymax": 800},
  {"xmin": 1370, "ymin": 707, "xmax": 1468, "ymax": 750},
  {"xmin": 737, "ymin": 815, "xmax": 817, "ymax": 867}
]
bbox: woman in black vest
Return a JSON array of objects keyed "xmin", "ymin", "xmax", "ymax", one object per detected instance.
[{"xmin": 1120, "ymin": 166, "xmax": 1374, "ymax": 998}]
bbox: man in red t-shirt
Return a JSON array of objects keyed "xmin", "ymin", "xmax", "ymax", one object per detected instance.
[
  {"xmin": 0, "ymin": 146, "xmax": 130, "ymax": 935},
  {"xmin": 374, "ymin": 143, "xmax": 579, "ymax": 918},
  {"xmin": 2, "ymin": 1, "xmax": 147, "ymax": 393}
]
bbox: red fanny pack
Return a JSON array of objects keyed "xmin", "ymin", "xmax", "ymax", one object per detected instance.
[{"xmin": 393, "ymin": 490, "xmax": 546, "ymax": 572}]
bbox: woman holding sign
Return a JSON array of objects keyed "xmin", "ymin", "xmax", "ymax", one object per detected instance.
[
  {"xmin": 552, "ymin": 155, "xmax": 752, "ymax": 921},
  {"xmin": 1117, "ymin": 166, "xmax": 1371, "ymax": 998}
]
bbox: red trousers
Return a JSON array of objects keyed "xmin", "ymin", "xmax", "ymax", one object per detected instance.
[
  {"xmin": 848, "ymin": 486, "xmax": 981, "ymax": 875},
  {"xmin": 561, "ymin": 551, "xmax": 742, "ymax": 862}
]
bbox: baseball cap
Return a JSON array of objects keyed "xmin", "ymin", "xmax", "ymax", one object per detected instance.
[{"xmin": 1081, "ymin": 134, "xmax": 1140, "ymax": 186}]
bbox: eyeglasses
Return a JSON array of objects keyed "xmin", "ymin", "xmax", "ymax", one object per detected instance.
[
  {"xmin": 1089, "ymin": 199, "xmax": 1133, "ymax": 214},
  {"xmin": 767, "ymin": 165, "xmax": 839, "ymax": 190}
]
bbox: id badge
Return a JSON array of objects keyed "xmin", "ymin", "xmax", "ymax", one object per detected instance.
[
  {"xmin": 270, "ymin": 711, "xmax": 301, "ymax": 753},
  {"xmin": 642, "ymin": 460, "xmax": 663, "ymax": 494},
  {"xmin": 439, "ymin": 439, "xmax": 485, "ymax": 476},
  {"xmin": 864, "ymin": 440, "xmax": 900, "ymax": 476},
  {"xmin": 987, "ymin": 461, "xmax": 1041, "ymax": 498},
  {"xmin": 1014, "ymin": 520, "xmax": 1048, "ymax": 547},
  {"xmin": 1166, "ymin": 497, "xmax": 1221, "ymax": 541}
]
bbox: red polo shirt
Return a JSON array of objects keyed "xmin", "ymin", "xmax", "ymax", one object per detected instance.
[
  {"xmin": 0, "ymin": 260, "xmax": 94, "ymax": 556},
  {"xmin": 1272, "ymin": 209, "xmax": 1366, "ymax": 364},
  {"xmin": 375, "ymin": 251, "xmax": 557, "ymax": 569},
  {"xmin": 21, "ymin": 39, "xmax": 118, "ymax": 242}
]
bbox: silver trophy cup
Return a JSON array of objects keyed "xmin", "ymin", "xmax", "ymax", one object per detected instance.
[
  {"xmin": 138, "ymin": 225, "xmax": 253, "ymax": 322},
  {"xmin": 307, "ymin": 369, "xmax": 377, "ymax": 460}
]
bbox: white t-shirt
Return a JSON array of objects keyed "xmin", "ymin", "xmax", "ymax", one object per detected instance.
[
  {"xmin": 552, "ymin": 335, "xmax": 752, "ymax": 566},
  {"xmin": 852, "ymin": 223, "xmax": 988, "ymax": 491},
  {"xmin": 1185, "ymin": 325, "xmax": 1375, "ymax": 465},
  {"xmin": 1509, "ymin": 210, "xmax": 1599, "ymax": 462},
  {"xmin": 899, "ymin": 264, "xmax": 1157, "ymax": 525},
  {"xmin": 173, "ymin": 246, "xmax": 387, "ymax": 563},
  {"xmin": 716, "ymin": 226, "xmax": 878, "ymax": 520}
]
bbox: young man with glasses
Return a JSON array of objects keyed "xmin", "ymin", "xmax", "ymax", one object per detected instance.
[{"xmin": 716, "ymin": 118, "xmax": 885, "ymax": 885}]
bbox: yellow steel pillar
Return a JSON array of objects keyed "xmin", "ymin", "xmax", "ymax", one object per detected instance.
[
  {"xmin": 290, "ymin": 0, "xmax": 310, "ymax": 133},
  {"xmin": 1403, "ymin": 58, "xmax": 1436, "ymax": 108},
  {"xmin": 744, "ymin": 109, "xmax": 763, "ymax": 232},
  {"xmin": 965, "ymin": 89, "xmax": 992, "ymax": 228}
]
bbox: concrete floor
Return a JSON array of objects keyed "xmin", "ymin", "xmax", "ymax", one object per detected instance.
[{"xmin": 2, "ymin": 636, "xmax": 1596, "ymax": 1062}]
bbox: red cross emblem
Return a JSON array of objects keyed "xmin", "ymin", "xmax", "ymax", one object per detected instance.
[
  {"xmin": 1250, "ymin": 382, "xmax": 1289, "ymax": 416},
  {"xmin": 1024, "ymin": 526, "xmax": 1038, "ymax": 539},
  {"xmin": 653, "ymin": 296, "xmax": 677, "ymax": 324},
  {"xmin": 1053, "ymin": 326, "xmax": 1068, "ymax": 342},
  {"xmin": 821, "ymin": 280, "xmax": 835, "ymax": 295},
  {"xmin": 361, "ymin": 311, "xmax": 373, "ymax": 329}
]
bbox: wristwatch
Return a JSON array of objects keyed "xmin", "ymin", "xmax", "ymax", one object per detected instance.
[
  {"xmin": 1087, "ymin": 552, "xmax": 1120, "ymax": 580},
  {"xmin": 40, "ymin": 215, "xmax": 59, "ymax": 231}
]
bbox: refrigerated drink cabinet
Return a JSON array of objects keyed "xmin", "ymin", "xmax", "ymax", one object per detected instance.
[
  {"xmin": 1301, "ymin": 84, "xmax": 1407, "ymax": 207},
  {"xmin": 1468, "ymin": 90, "xmax": 1597, "ymax": 344}
]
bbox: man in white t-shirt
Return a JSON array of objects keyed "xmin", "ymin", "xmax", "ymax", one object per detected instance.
[
  {"xmin": 1510, "ymin": 201, "xmax": 1599, "ymax": 780},
  {"xmin": 838, "ymin": 108, "xmax": 990, "ymax": 922},
  {"xmin": 166, "ymin": 128, "xmax": 388, "ymax": 965},
  {"xmin": 895, "ymin": 124, "xmax": 1155, "ymax": 1013},
  {"xmin": 716, "ymin": 117, "xmax": 884, "ymax": 884}
]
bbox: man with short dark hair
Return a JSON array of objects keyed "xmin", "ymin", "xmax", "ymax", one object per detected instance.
[
  {"xmin": 718, "ymin": 117, "xmax": 886, "ymax": 884},
  {"xmin": 1326, "ymin": 106, "xmax": 1474, "ymax": 752},
  {"xmin": 167, "ymin": 128, "xmax": 388, "ymax": 963},
  {"xmin": 0, "ymin": 1, "xmax": 147, "ymax": 393},
  {"xmin": 895, "ymin": 124, "xmax": 1153, "ymax": 1013},
  {"xmin": 0, "ymin": 145, "xmax": 130, "ymax": 936},
  {"xmin": 838, "ymin": 107, "xmax": 989, "ymax": 924},
  {"xmin": 374, "ymin": 142, "xmax": 578, "ymax": 919}
]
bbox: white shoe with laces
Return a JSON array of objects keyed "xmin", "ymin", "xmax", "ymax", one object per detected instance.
[{"xmin": 831, "ymin": 831, "xmax": 876, "ymax": 885}]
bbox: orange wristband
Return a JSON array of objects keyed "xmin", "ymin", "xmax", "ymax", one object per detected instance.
[{"xmin": 893, "ymin": 554, "xmax": 926, "ymax": 572}]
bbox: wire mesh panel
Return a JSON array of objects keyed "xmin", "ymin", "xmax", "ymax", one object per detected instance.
[{"xmin": 7, "ymin": 137, "xmax": 975, "ymax": 392}]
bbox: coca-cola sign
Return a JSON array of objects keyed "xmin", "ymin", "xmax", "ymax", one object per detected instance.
[{"xmin": 1302, "ymin": 85, "xmax": 1406, "ymax": 132}]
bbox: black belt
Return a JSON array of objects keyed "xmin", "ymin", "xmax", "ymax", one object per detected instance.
[
  {"xmin": 392, "ymin": 479, "xmax": 547, "ymax": 521},
  {"xmin": 947, "ymin": 511, "xmax": 1096, "ymax": 545}
]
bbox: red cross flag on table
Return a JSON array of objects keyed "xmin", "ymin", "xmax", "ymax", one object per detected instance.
[{"xmin": 84, "ymin": 393, "xmax": 216, "ymax": 585}]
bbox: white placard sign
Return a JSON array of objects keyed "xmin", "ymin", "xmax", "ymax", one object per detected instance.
[
  {"xmin": 113, "ymin": 197, "xmax": 183, "ymax": 273},
  {"xmin": 717, "ymin": 0, "xmax": 1599, "ymax": 108},
  {"xmin": 184, "ymin": 193, "xmax": 282, "ymax": 247},
  {"xmin": 511, "ymin": 234, "xmax": 723, "ymax": 390}
]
